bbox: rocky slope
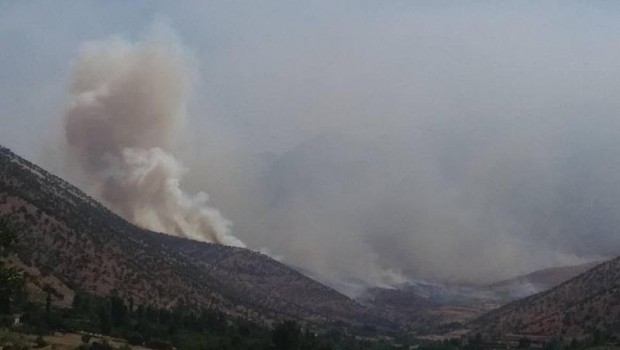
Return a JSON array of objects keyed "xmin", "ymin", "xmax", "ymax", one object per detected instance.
[
  {"xmin": 356, "ymin": 262, "xmax": 602, "ymax": 327},
  {"xmin": 485, "ymin": 261, "xmax": 601, "ymax": 302},
  {"xmin": 471, "ymin": 257, "xmax": 620, "ymax": 337},
  {"xmin": 0, "ymin": 146, "xmax": 393, "ymax": 331},
  {"xmin": 367, "ymin": 288, "xmax": 502, "ymax": 332}
]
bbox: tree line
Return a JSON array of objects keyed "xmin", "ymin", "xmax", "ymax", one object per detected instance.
[{"xmin": 0, "ymin": 218, "xmax": 404, "ymax": 350}]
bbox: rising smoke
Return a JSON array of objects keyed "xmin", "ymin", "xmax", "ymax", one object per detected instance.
[
  {"xmin": 64, "ymin": 36, "xmax": 244, "ymax": 247},
  {"xmin": 5, "ymin": 2, "xmax": 620, "ymax": 296}
]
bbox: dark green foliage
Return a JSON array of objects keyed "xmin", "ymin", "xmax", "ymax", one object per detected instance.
[
  {"xmin": 272, "ymin": 320, "xmax": 302, "ymax": 350},
  {"xmin": 518, "ymin": 337, "xmax": 531, "ymax": 349},
  {"xmin": 124, "ymin": 332, "xmax": 143, "ymax": 346},
  {"xmin": 45, "ymin": 289, "xmax": 51, "ymax": 315},
  {"xmin": 0, "ymin": 218, "xmax": 23, "ymax": 314},
  {"xmin": 3, "ymin": 288, "xmax": 415, "ymax": 350},
  {"xmin": 0, "ymin": 264, "xmax": 22, "ymax": 313},
  {"xmin": 91, "ymin": 339, "xmax": 114, "ymax": 350},
  {"xmin": 0, "ymin": 218, "xmax": 17, "ymax": 252},
  {"xmin": 34, "ymin": 335, "xmax": 48, "ymax": 348},
  {"xmin": 543, "ymin": 337, "xmax": 563, "ymax": 350},
  {"xmin": 145, "ymin": 338, "xmax": 172, "ymax": 350},
  {"xmin": 568, "ymin": 337, "xmax": 579, "ymax": 350},
  {"xmin": 98, "ymin": 302, "xmax": 112, "ymax": 334},
  {"xmin": 9, "ymin": 286, "xmax": 619, "ymax": 350},
  {"xmin": 19, "ymin": 300, "xmax": 66, "ymax": 333},
  {"xmin": 109, "ymin": 295, "xmax": 128, "ymax": 327},
  {"xmin": 463, "ymin": 333, "xmax": 483, "ymax": 350},
  {"xmin": 417, "ymin": 340, "xmax": 460, "ymax": 350}
]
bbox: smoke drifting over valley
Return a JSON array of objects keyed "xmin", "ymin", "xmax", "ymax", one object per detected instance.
[
  {"xmin": 64, "ymin": 36, "xmax": 243, "ymax": 247},
  {"xmin": 2, "ymin": 2, "xmax": 620, "ymax": 295}
]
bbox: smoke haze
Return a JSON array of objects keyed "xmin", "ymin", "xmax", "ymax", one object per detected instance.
[{"xmin": 2, "ymin": 2, "xmax": 620, "ymax": 294}]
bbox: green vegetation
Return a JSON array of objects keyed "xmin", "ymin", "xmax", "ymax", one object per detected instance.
[
  {"xmin": 0, "ymin": 214, "xmax": 618, "ymax": 350},
  {"xmin": 0, "ymin": 328, "xmax": 34, "ymax": 348},
  {"xmin": 459, "ymin": 333, "xmax": 620, "ymax": 350},
  {"xmin": 0, "ymin": 218, "xmax": 24, "ymax": 315},
  {"xmin": 0, "ymin": 216, "xmax": 403, "ymax": 349},
  {"xmin": 3, "ymin": 290, "xmax": 412, "ymax": 349}
]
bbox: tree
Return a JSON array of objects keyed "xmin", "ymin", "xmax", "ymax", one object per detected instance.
[
  {"xmin": 518, "ymin": 337, "xmax": 531, "ymax": 349},
  {"xmin": 0, "ymin": 218, "xmax": 22, "ymax": 314},
  {"xmin": 44, "ymin": 285, "xmax": 52, "ymax": 315},
  {"xmin": 110, "ymin": 295, "xmax": 128, "ymax": 327},
  {"xmin": 544, "ymin": 338, "xmax": 563, "ymax": 350},
  {"xmin": 272, "ymin": 320, "xmax": 302, "ymax": 350},
  {"xmin": 98, "ymin": 302, "xmax": 112, "ymax": 334},
  {"xmin": 464, "ymin": 333, "xmax": 484, "ymax": 350},
  {"xmin": 0, "ymin": 218, "xmax": 17, "ymax": 251}
]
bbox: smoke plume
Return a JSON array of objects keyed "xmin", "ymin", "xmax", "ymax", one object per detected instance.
[
  {"xmin": 64, "ymin": 36, "xmax": 244, "ymax": 247},
  {"xmin": 6, "ymin": 2, "xmax": 620, "ymax": 296}
]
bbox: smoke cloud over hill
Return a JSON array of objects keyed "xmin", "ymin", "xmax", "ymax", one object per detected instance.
[
  {"xmin": 3, "ymin": 2, "xmax": 620, "ymax": 294},
  {"xmin": 64, "ymin": 35, "xmax": 243, "ymax": 247}
]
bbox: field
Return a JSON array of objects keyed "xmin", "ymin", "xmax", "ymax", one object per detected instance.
[{"xmin": 0, "ymin": 329, "xmax": 152, "ymax": 350}]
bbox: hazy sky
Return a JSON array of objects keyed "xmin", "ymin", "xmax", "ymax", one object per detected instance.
[{"xmin": 2, "ymin": 1, "xmax": 620, "ymax": 293}]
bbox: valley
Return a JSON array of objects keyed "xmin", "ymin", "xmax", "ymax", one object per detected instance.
[{"xmin": 1, "ymin": 146, "xmax": 618, "ymax": 349}]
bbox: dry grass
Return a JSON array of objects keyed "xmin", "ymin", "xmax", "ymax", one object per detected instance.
[
  {"xmin": 0, "ymin": 329, "xmax": 153, "ymax": 350},
  {"xmin": 43, "ymin": 332, "xmax": 153, "ymax": 350}
]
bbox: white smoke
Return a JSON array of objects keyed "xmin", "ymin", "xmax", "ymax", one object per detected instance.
[
  {"xmin": 64, "ymin": 34, "xmax": 244, "ymax": 247},
  {"xmin": 2, "ymin": 3, "xmax": 614, "ymax": 294}
]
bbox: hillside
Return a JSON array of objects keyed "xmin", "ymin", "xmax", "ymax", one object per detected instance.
[
  {"xmin": 485, "ymin": 261, "xmax": 601, "ymax": 302},
  {"xmin": 0, "ymin": 146, "xmax": 393, "ymax": 331},
  {"xmin": 471, "ymin": 257, "xmax": 620, "ymax": 337},
  {"xmin": 355, "ymin": 262, "xmax": 601, "ymax": 329}
]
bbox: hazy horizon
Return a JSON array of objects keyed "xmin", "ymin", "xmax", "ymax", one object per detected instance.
[{"xmin": 2, "ymin": 1, "xmax": 620, "ymax": 294}]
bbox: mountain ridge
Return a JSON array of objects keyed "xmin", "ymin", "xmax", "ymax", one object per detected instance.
[
  {"xmin": 0, "ymin": 145, "xmax": 394, "ymax": 331},
  {"xmin": 470, "ymin": 256, "xmax": 620, "ymax": 337},
  {"xmin": 3, "ymin": 144, "xmax": 618, "ymax": 339}
]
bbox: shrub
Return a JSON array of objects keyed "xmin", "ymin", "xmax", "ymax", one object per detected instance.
[
  {"xmin": 34, "ymin": 335, "xmax": 48, "ymax": 348},
  {"xmin": 91, "ymin": 340, "xmax": 113, "ymax": 350},
  {"xmin": 124, "ymin": 332, "xmax": 144, "ymax": 346},
  {"xmin": 81, "ymin": 334, "xmax": 91, "ymax": 344},
  {"xmin": 145, "ymin": 338, "xmax": 172, "ymax": 350}
]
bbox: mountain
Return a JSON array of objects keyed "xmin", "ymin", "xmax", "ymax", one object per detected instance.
[
  {"xmin": 485, "ymin": 261, "xmax": 601, "ymax": 302},
  {"xmin": 471, "ymin": 257, "xmax": 620, "ymax": 337},
  {"xmin": 0, "ymin": 146, "xmax": 393, "ymax": 331},
  {"xmin": 356, "ymin": 262, "xmax": 606, "ymax": 328}
]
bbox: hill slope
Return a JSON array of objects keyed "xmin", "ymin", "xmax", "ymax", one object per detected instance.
[
  {"xmin": 0, "ymin": 146, "xmax": 392, "ymax": 330},
  {"xmin": 471, "ymin": 257, "xmax": 620, "ymax": 337},
  {"xmin": 355, "ymin": 262, "xmax": 601, "ymax": 328},
  {"xmin": 485, "ymin": 261, "xmax": 601, "ymax": 302}
]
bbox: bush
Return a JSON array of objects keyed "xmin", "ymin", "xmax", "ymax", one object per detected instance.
[
  {"xmin": 272, "ymin": 321, "xmax": 302, "ymax": 350},
  {"xmin": 124, "ymin": 332, "xmax": 144, "ymax": 346},
  {"xmin": 34, "ymin": 335, "xmax": 48, "ymax": 348},
  {"xmin": 81, "ymin": 334, "xmax": 91, "ymax": 344},
  {"xmin": 0, "ymin": 314, "xmax": 14, "ymax": 327},
  {"xmin": 91, "ymin": 340, "xmax": 113, "ymax": 350},
  {"xmin": 145, "ymin": 338, "xmax": 173, "ymax": 350},
  {"xmin": 518, "ymin": 337, "xmax": 531, "ymax": 349}
]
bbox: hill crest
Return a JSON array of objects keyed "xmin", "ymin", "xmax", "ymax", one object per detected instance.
[{"xmin": 0, "ymin": 145, "xmax": 393, "ymax": 330}]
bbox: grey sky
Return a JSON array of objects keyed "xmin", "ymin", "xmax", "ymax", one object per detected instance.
[{"xmin": 2, "ymin": 1, "xmax": 620, "ymax": 293}]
